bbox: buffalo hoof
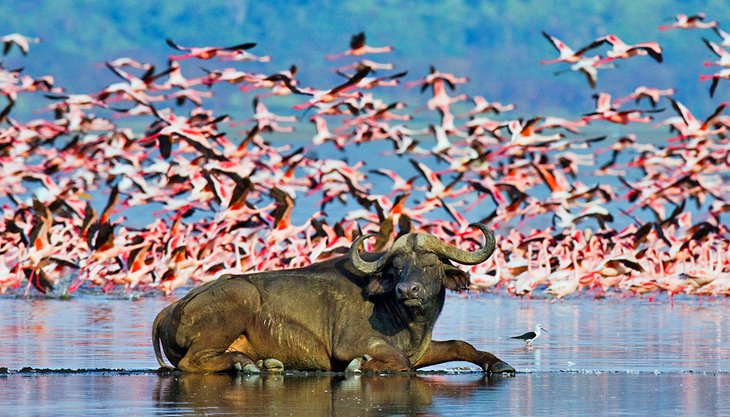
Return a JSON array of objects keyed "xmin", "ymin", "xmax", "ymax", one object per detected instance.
[
  {"xmin": 236, "ymin": 362, "xmax": 261, "ymax": 374},
  {"xmin": 256, "ymin": 358, "xmax": 285, "ymax": 373},
  {"xmin": 345, "ymin": 354, "xmax": 373, "ymax": 373},
  {"xmin": 487, "ymin": 361, "xmax": 515, "ymax": 375}
]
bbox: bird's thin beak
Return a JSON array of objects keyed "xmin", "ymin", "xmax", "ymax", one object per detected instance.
[{"xmin": 542, "ymin": 328, "xmax": 548, "ymax": 332}]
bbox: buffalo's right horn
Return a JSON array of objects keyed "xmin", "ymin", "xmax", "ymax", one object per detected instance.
[
  {"xmin": 349, "ymin": 233, "xmax": 387, "ymax": 274},
  {"xmin": 417, "ymin": 223, "xmax": 496, "ymax": 265}
]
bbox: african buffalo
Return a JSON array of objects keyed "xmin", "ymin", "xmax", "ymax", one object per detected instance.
[{"xmin": 152, "ymin": 222, "xmax": 514, "ymax": 374}]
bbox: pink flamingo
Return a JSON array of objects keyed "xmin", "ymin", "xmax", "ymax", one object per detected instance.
[
  {"xmin": 540, "ymin": 30, "xmax": 601, "ymax": 64},
  {"xmin": 699, "ymin": 68, "xmax": 730, "ymax": 97},
  {"xmin": 165, "ymin": 38, "xmax": 257, "ymax": 61},
  {"xmin": 659, "ymin": 13, "xmax": 717, "ymax": 31},
  {"xmin": 1, "ymin": 33, "xmax": 41, "ymax": 55},
  {"xmin": 592, "ymin": 34, "xmax": 663, "ymax": 66},
  {"xmin": 325, "ymin": 32, "xmax": 394, "ymax": 60},
  {"xmin": 701, "ymin": 38, "xmax": 730, "ymax": 67}
]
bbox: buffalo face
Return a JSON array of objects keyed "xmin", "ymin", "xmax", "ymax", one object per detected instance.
[{"xmin": 349, "ymin": 223, "xmax": 496, "ymax": 308}]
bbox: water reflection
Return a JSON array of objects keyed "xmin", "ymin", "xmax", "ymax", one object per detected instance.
[
  {"xmin": 1, "ymin": 372, "xmax": 727, "ymax": 416},
  {"xmin": 1, "ymin": 295, "xmax": 729, "ymax": 372},
  {"xmin": 153, "ymin": 373, "xmax": 509, "ymax": 416},
  {"xmin": 438, "ymin": 296, "xmax": 730, "ymax": 373}
]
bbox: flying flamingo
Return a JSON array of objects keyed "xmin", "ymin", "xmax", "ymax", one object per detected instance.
[
  {"xmin": 701, "ymin": 38, "xmax": 730, "ymax": 67},
  {"xmin": 335, "ymin": 59, "xmax": 395, "ymax": 73},
  {"xmin": 552, "ymin": 55, "xmax": 615, "ymax": 89},
  {"xmin": 592, "ymin": 34, "xmax": 663, "ymax": 66},
  {"xmin": 325, "ymin": 32, "xmax": 394, "ymax": 60},
  {"xmin": 459, "ymin": 96, "xmax": 515, "ymax": 117},
  {"xmin": 666, "ymin": 98, "xmax": 727, "ymax": 139},
  {"xmin": 659, "ymin": 13, "xmax": 717, "ymax": 30},
  {"xmin": 273, "ymin": 66, "xmax": 372, "ymax": 110},
  {"xmin": 1, "ymin": 33, "xmax": 42, "ymax": 55},
  {"xmin": 699, "ymin": 68, "xmax": 730, "ymax": 97},
  {"xmin": 165, "ymin": 38, "xmax": 257, "ymax": 61},
  {"xmin": 540, "ymin": 30, "xmax": 602, "ymax": 64},
  {"xmin": 613, "ymin": 86, "xmax": 675, "ymax": 108},
  {"xmin": 711, "ymin": 26, "xmax": 730, "ymax": 47},
  {"xmin": 497, "ymin": 117, "xmax": 564, "ymax": 149},
  {"xmin": 583, "ymin": 92, "xmax": 662, "ymax": 125}
]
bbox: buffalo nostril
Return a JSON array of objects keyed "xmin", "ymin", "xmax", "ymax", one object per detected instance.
[{"xmin": 396, "ymin": 282, "xmax": 423, "ymax": 299}]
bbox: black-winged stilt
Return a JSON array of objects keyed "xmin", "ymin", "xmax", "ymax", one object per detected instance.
[{"xmin": 511, "ymin": 324, "xmax": 547, "ymax": 346}]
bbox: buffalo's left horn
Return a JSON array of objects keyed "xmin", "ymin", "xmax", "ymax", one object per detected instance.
[
  {"xmin": 417, "ymin": 223, "xmax": 496, "ymax": 265},
  {"xmin": 349, "ymin": 233, "xmax": 387, "ymax": 274}
]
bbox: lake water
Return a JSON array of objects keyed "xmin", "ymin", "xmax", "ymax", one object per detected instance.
[{"xmin": 1, "ymin": 293, "xmax": 729, "ymax": 416}]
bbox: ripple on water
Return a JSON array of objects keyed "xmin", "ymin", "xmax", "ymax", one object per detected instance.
[{"xmin": 1, "ymin": 295, "xmax": 729, "ymax": 415}]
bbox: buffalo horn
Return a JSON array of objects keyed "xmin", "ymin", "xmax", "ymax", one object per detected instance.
[
  {"xmin": 349, "ymin": 233, "xmax": 387, "ymax": 274},
  {"xmin": 416, "ymin": 223, "xmax": 496, "ymax": 265}
]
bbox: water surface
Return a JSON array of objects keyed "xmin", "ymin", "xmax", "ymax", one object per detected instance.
[{"xmin": 1, "ymin": 294, "xmax": 728, "ymax": 416}]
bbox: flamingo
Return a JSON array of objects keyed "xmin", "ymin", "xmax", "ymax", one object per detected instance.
[
  {"xmin": 165, "ymin": 38, "xmax": 257, "ymax": 61},
  {"xmin": 699, "ymin": 68, "xmax": 730, "ymax": 97},
  {"xmin": 613, "ymin": 86, "xmax": 675, "ymax": 108},
  {"xmin": 97, "ymin": 62, "xmax": 168, "ymax": 105},
  {"xmin": 469, "ymin": 268, "xmax": 501, "ymax": 292},
  {"xmin": 368, "ymin": 168, "xmax": 418, "ymax": 196},
  {"xmin": 553, "ymin": 204, "xmax": 614, "ymax": 230},
  {"xmin": 540, "ymin": 30, "xmax": 601, "ymax": 64},
  {"xmin": 325, "ymin": 32, "xmax": 394, "ymax": 60},
  {"xmin": 552, "ymin": 55, "xmax": 615, "ymax": 89},
  {"xmin": 592, "ymin": 34, "xmax": 663, "ymax": 66},
  {"xmin": 103, "ymin": 57, "xmax": 154, "ymax": 71},
  {"xmin": 659, "ymin": 13, "xmax": 717, "ymax": 31},
  {"xmin": 223, "ymin": 49, "xmax": 271, "ymax": 63},
  {"xmin": 1, "ymin": 33, "xmax": 41, "ymax": 55},
  {"xmin": 712, "ymin": 26, "xmax": 730, "ymax": 48},
  {"xmin": 3, "ymin": 30, "xmax": 730, "ymax": 299},
  {"xmin": 335, "ymin": 59, "xmax": 394, "ymax": 73},
  {"xmin": 583, "ymin": 92, "xmax": 662, "ymax": 125},
  {"xmin": 545, "ymin": 252, "xmax": 580, "ymax": 299},
  {"xmin": 666, "ymin": 98, "xmax": 727, "ymax": 140},
  {"xmin": 498, "ymin": 117, "xmax": 564, "ymax": 150},
  {"xmin": 273, "ymin": 66, "xmax": 372, "ymax": 111},
  {"xmin": 460, "ymin": 95, "xmax": 515, "ymax": 117},
  {"xmin": 510, "ymin": 244, "xmax": 551, "ymax": 296},
  {"xmin": 701, "ymin": 38, "xmax": 730, "ymax": 67}
]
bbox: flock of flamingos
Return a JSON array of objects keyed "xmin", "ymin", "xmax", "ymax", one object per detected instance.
[{"xmin": 0, "ymin": 13, "xmax": 729, "ymax": 299}]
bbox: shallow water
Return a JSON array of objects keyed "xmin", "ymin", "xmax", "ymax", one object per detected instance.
[
  {"xmin": 2, "ymin": 372, "xmax": 727, "ymax": 417},
  {"xmin": 1, "ymin": 294, "xmax": 729, "ymax": 415}
]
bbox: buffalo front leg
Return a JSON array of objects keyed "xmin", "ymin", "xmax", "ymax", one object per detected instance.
[
  {"xmin": 412, "ymin": 340, "xmax": 515, "ymax": 375},
  {"xmin": 346, "ymin": 339, "xmax": 411, "ymax": 373},
  {"xmin": 178, "ymin": 342, "xmax": 260, "ymax": 374}
]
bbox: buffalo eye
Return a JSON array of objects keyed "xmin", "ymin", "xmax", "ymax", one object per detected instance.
[{"xmin": 391, "ymin": 257, "xmax": 405, "ymax": 273}]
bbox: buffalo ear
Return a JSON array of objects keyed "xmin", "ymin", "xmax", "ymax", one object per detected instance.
[
  {"xmin": 365, "ymin": 274, "xmax": 394, "ymax": 297},
  {"xmin": 442, "ymin": 264, "xmax": 470, "ymax": 292}
]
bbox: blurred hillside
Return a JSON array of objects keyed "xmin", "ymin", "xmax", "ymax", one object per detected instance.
[{"xmin": 3, "ymin": 0, "xmax": 729, "ymax": 118}]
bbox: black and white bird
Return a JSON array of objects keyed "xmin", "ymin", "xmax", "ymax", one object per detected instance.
[{"xmin": 511, "ymin": 324, "xmax": 547, "ymax": 347}]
